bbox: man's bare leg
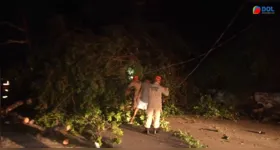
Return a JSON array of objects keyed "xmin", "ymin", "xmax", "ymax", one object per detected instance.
[{"xmin": 129, "ymin": 108, "xmax": 139, "ymax": 124}]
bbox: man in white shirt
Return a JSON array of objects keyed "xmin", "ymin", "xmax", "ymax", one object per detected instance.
[{"xmin": 129, "ymin": 78, "xmax": 151, "ymax": 124}]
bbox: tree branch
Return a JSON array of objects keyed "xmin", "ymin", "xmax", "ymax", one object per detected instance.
[
  {"xmin": 0, "ymin": 21, "xmax": 25, "ymax": 32},
  {"xmin": 0, "ymin": 39, "xmax": 28, "ymax": 45}
]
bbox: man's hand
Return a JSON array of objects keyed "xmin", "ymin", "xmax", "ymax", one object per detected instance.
[{"xmin": 125, "ymin": 89, "xmax": 130, "ymax": 96}]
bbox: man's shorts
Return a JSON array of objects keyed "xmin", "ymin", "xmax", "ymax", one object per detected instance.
[{"xmin": 137, "ymin": 99, "xmax": 148, "ymax": 110}]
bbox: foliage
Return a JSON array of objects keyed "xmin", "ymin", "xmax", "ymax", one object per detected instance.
[
  {"xmin": 191, "ymin": 94, "xmax": 237, "ymax": 120},
  {"xmin": 160, "ymin": 117, "xmax": 171, "ymax": 132},
  {"xmin": 25, "ymin": 25, "xmax": 189, "ymax": 146},
  {"xmin": 35, "ymin": 106, "xmax": 124, "ymax": 146},
  {"xmin": 162, "ymin": 103, "xmax": 184, "ymax": 117},
  {"xmin": 35, "ymin": 111, "xmax": 65, "ymax": 128},
  {"xmin": 172, "ymin": 130, "xmax": 206, "ymax": 148},
  {"xmin": 160, "ymin": 103, "xmax": 184, "ymax": 131}
]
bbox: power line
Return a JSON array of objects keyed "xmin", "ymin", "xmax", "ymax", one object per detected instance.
[
  {"xmin": 143, "ymin": 21, "xmax": 254, "ymax": 75},
  {"xmin": 177, "ymin": 3, "xmax": 246, "ymax": 87}
]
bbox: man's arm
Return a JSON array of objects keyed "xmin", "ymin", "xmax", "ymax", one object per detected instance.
[
  {"xmin": 128, "ymin": 82, "xmax": 134, "ymax": 89},
  {"xmin": 125, "ymin": 82, "xmax": 134, "ymax": 96},
  {"xmin": 161, "ymin": 87, "xmax": 169, "ymax": 96},
  {"xmin": 135, "ymin": 86, "xmax": 142, "ymax": 102}
]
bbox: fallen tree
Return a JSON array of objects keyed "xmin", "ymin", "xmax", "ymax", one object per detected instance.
[
  {"xmin": 4, "ymin": 24, "xmax": 192, "ymax": 147},
  {"xmin": 0, "ymin": 98, "xmax": 32, "ymax": 115},
  {"xmin": 6, "ymin": 112, "xmax": 101, "ymax": 148}
]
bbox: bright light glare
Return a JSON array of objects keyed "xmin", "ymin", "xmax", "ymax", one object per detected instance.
[
  {"xmin": 94, "ymin": 142, "xmax": 100, "ymax": 148},
  {"xmin": 127, "ymin": 67, "xmax": 134, "ymax": 75},
  {"xmin": 2, "ymin": 96, "xmax": 8, "ymax": 99},
  {"xmin": 3, "ymin": 81, "xmax": 10, "ymax": 86},
  {"xmin": 5, "ymin": 89, "xmax": 9, "ymax": 92},
  {"xmin": 127, "ymin": 67, "xmax": 135, "ymax": 81},
  {"xmin": 129, "ymin": 76, "xmax": 133, "ymax": 80}
]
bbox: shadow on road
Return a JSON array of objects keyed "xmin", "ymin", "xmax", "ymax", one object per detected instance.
[
  {"xmin": 1, "ymin": 121, "xmax": 111, "ymax": 148},
  {"xmin": 120, "ymin": 124, "xmax": 189, "ymax": 148},
  {"xmin": 1, "ymin": 122, "xmax": 81, "ymax": 148},
  {"xmin": 1, "ymin": 123, "xmax": 50, "ymax": 148},
  {"xmin": 1, "ymin": 133, "xmax": 50, "ymax": 148}
]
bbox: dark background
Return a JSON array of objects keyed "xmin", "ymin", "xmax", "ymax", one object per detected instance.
[
  {"xmin": 1, "ymin": 0, "xmax": 276, "ymax": 64},
  {"xmin": 0, "ymin": 0, "xmax": 279, "ymax": 92}
]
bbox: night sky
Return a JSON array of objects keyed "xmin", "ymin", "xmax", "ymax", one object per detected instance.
[{"xmin": 0, "ymin": 0, "xmax": 279, "ymax": 69}]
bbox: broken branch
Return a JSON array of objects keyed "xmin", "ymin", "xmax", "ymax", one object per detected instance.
[
  {"xmin": 6, "ymin": 111, "xmax": 99, "ymax": 148},
  {"xmin": 1, "ymin": 101, "xmax": 24, "ymax": 114},
  {"xmin": 0, "ymin": 21, "xmax": 25, "ymax": 32},
  {"xmin": 0, "ymin": 40, "xmax": 28, "ymax": 45},
  {"xmin": 0, "ymin": 99, "xmax": 33, "ymax": 115},
  {"xmin": 9, "ymin": 112, "xmax": 30, "ymax": 124},
  {"xmin": 31, "ymin": 123, "xmax": 97, "ymax": 147}
]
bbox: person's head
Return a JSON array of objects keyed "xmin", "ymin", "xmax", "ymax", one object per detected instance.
[
  {"xmin": 133, "ymin": 75, "xmax": 139, "ymax": 81},
  {"xmin": 154, "ymin": 76, "xmax": 162, "ymax": 84},
  {"xmin": 142, "ymin": 76, "xmax": 151, "ymax": 83}
]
